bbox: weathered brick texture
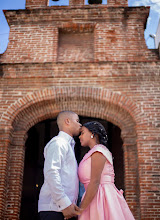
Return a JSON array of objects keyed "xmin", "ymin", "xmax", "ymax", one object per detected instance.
[
  {"xmin": 70, "ymin": 0, "xmax": 84, "ymax": 6},
  {"xmin": 26, "ymin": 0, "xmax": 48, "ymax": 9},
  {"xmin": 108, "ymin": 0, "xmax": 128, "ymax": 7},
  {"xmin": 0, "ymin": 6, "xmax": 158, "ymax": 64},
  {"xmin": 0, "ymin": 0, "xmax": 160, "ymax": 220}
]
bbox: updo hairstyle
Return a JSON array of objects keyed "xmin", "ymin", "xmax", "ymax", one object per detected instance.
[{"xmin": 83, "ymin": 121, "xmax": 108, "ymax": 148}]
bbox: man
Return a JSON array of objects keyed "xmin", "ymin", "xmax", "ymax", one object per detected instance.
[{"xmin": 38, "ymin": 111, "xmax": 82, "ymax": 220}]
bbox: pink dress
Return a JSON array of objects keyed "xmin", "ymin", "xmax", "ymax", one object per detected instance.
[{"xmin": 78, "ymin": 145, "xmax": 135, "ymax": 220}]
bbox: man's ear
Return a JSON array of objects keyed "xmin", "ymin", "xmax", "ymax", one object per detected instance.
[{"xmin": 65, "ymin": 118, "xmax": 70, "ymax": 125}]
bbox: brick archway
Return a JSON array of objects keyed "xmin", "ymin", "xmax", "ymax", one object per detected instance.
[{"xmin": 0, "ymin": 86, "xmax": 144, "ymax": 219}]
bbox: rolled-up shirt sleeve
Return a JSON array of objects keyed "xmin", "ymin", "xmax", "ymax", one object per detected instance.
[{"xmin": 44, "ymin": 139, "xmax": 72, "ymax": 211}]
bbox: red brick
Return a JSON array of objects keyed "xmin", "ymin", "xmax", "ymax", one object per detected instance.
[{"xmin": 0, "ymin": 1, "xmax": 159, "ymax": 220}]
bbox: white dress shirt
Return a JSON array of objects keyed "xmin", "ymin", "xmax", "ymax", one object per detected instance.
[{"xmin": 38, "ymin": 131, "xmax": 79, "ymax": 212}]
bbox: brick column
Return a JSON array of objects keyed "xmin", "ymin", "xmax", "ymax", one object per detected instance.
[
  {"xmin": 121, "ymin": 130, "xmax": 140, "ymax": 220},
  {"xmin": 107, "ymin": 0, "xmax": 128, "ymax": 6},
  {"xmin": 25, "ymin": 0, "xmax": 48, "ymax": 9},
  {"xmin": 5, "ymin": 131, "xmax": 27, "ymax": 219},
  {"xmin": 69, "ymin": 0, "xmax": 84, "ymax": 6},
  {"xmin": 0, "ymin": 126, "xmax": 13, "ymax": 220}
]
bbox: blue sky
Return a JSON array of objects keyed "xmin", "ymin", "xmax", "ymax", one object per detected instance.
[{"xmin": 0, "ymin": 0, "xmax": 159, "ymax": 54}]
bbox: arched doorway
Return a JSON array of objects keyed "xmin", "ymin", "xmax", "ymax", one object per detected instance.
[
  {"xmin": 0, "ymin": 86, "xmax": 141, "ymax": 220},
  {"xmin": 20, "ymin": 116, "xmax": 124, "ymax": 220}
]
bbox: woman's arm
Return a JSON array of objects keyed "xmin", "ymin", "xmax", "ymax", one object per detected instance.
[{"xmin": 79, "ymin": 152, "xmax": 106, "ymax": 213}]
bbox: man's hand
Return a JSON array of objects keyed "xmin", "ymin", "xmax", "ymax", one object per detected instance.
[
  {"xmin": 62, "ymin": 203, "xmax": 81, "ymax": 219},
  {"xmin": 74, "ymin": 206, "xmax": 83, "ymax": 216}
]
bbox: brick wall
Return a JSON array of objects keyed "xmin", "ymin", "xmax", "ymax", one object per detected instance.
[
  {"xmin": 1, "ymin": 6, "xmax": 158, "ymax": 64},
  {"xmin": 69, "ymin": 0, "xmax": 84, "ymax": 6},
  {"xmin": 26, "ymin": 0, "xmax": 48, "ymax": 9},
  {"xmin": 108, "ymin": 0, "xmax": 128, "ymax": 7},
  {"xmin": 0, "ymin": 1, "xmax": 160, "ymax": 220}
]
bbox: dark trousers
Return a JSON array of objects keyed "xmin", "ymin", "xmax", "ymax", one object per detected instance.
[{"xmin": 38, "ymin": 211, "xmax": 77, "ymax": 220}]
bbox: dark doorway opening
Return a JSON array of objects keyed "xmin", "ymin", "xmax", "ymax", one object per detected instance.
[{"xmin": 20, "ymin": 116, "xmax": 124, "ymax": 220}]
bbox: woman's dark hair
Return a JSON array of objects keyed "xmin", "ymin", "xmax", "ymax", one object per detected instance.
[{"xmin": 83, "ymin": 121, "xmax": 108, "ymax": 148}]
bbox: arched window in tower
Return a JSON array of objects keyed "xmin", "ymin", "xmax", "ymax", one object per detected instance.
[
  {"xmin": 88, "ymin": 0, "xmax": 102, "ymax": 4},
  {"xmin": 49, "ymin": 0, "xmax": 69, "ymax": 6},
  {"xmin": 85, "ymin": 0, "xmax": 107, "ymax": 4}
]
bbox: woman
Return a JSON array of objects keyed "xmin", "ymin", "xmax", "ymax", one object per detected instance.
[{"xmin": 77, "ymin": 121, "xmax": 135, "ymax": 220}]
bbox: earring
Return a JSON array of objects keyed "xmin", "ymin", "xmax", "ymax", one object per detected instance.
[{"xmin": 91, "ymin": 135, "xmax": 94, "ymax": 139}]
